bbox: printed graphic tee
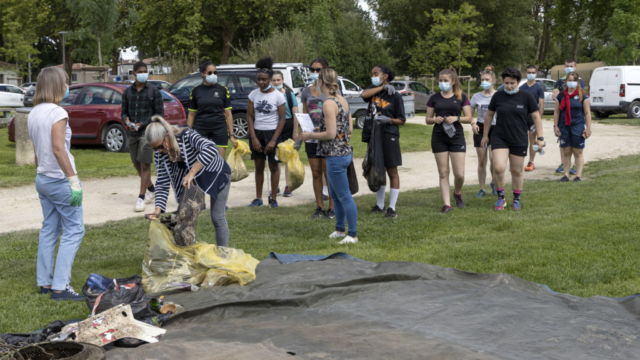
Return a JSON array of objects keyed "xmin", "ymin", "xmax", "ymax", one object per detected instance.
[{"xmin": 249, "ymin": 88, "xmax": 286, "ymax": 131}]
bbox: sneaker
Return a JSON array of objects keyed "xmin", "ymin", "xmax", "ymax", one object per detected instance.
[
  {"xmin": 268, "ymin": 188, "xmax": 281, "ymax": 197},
  {"xmin": 323, "ymin": 194, "xmax": 330, "ymax": 201},
  {"xmin": 476, "ymin": 189, "xmax": 486, "ymax": 198},
  {"xmin": 525, "ymin": 161, "xmax": 535, "ymax": 172},
  {"xmin": 39, "ymin": 287, "xmax": 52, "ymax": 295},
  {"xmin": 248, "ymin": 198, "xmax": 263, "ymax": 207},
  {"xmin": 324, "ymin": 209, "xmax": 335, "ymax": 219},
  {"xmin": 338, "ymin": 236, "xmax": 358, "ymax": 245},
  {"xmin": 573, "ymin": 176, "xmax": 582, "ymax": 182},
  {"xmin": 144, "ymin": 191, "xmax": 155, "ymax": 204},
  {"xmin": 440, "ymin": 205, "xmax": 452, "ymax": 214},
  {"xmin": 385, "ymin": 208, "xmax": 398, "ymax": 218},
  {"xmin": 329, "ymin": 231, "xmax": 346, "ymax": 239},
  {"xmin": 453, "ymin": 192, "xmax": 465, "ymax": 209},
  {"xmin": 311, "ymin": 206, "xmax": 326, "ymax": 219},
  {"xmin": 51, "ymin": 285, "xmax": 85, "ymax": 302},
  {"xmin": 558, "ymin": 176, "xmax": 570, "ymax": 183},
  {"xmin": 570, "ymin": 165, "xmax": 577, "ymax": 175},
  {"xmin": 134, "ymin": 198, "xmax": 145, "ymax": 212},
  {"xmin": 371, "ymin": 205, "xmax": 386, "ymax": 213},
  {"xmin": 513, "ymin": 199, "xmax": 521, "ymax": 210},
  {"xmin": 283, "ymin": 186, "xmax": 292, "ymax": 197},
  {"xmin": 490, "ymin": 183, "xmax": 497, "ymax": 196},
  {"xmin": 269, "ymin": 198, "xmax": 279, "ymax": 208},
  {"xmin": 556, "ymin": 163, "xmax": 564, "ymax": 173},
  {"xmin": 495, "ymin": 198, "xmax": 506, "ymax": 211}
]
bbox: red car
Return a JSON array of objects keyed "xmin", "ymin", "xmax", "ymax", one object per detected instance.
[{"xmin": 8, "ymin": 83, "xmax": 186, "ymax": 152}]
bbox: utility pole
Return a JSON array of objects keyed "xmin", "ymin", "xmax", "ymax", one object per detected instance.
[
  {"xmin": 58, "ymin": 31, "xmax": 68, "ymax": 79},
  {"xmin": 28, "ymin": 53, "xmax": 31, "ymax": 83}
]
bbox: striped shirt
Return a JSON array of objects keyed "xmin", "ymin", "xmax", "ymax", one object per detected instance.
[{"xmin": 154, "ymin": 129, "xmax": 227, "ymax": 211}]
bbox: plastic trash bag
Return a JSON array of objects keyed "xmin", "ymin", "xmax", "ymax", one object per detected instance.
[
  {"xmin": 228, "ymin": 140, "xmax": 251, "ymax": 182},
  {"xmin": 277, "ymin": 139, "xmax": 305, "ymax": 192},
  {"xmin": 142, "ymin": 221, "xmax": 259, "ymax": 294},
  {"xmin": 362, "ymin": 122, "xmax": 386, "ymax": 192},
  {"xmin": 173, "ymin": 185, "xmax": 206, "ymax": 246}
]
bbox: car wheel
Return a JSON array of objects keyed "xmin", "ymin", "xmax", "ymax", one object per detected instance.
[
  {"xmin": 355, "ymin": 112, "xmax": 366, "ymax": 129},
  {"xmin": 104, "ymin": 123, "xmax": 128, "ymax": 152},
  {"xmin": 627, "ymin": 101, "xmax": 640, "ymax": 119},
  {"xmin": 233, "ymin": 113, "xmax": 249, "ymax": 139}
]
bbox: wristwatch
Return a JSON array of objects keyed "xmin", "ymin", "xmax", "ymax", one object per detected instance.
[
  {"xmin": 537, "ymin": 137, "xmax": 545, "ymax": 141},
  {"xmin": 457, "ymin": 116, "xmax": 460, "ymax": 122}
]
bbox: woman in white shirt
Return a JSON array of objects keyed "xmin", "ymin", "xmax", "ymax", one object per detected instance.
[
  {"xmin": 27, "ymin": 66, "xmax": 85, "ymax": 301},
  {"xmin": 470, "ymin": 69, "xmax": 498, "ymax": 198}
]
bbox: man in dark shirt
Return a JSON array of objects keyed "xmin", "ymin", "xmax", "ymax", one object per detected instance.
[
  {"xmin": 121, "ymin": 61, "xmax": 164, "ymax": 212},
  {"xmin": 519, "ymin": 65, "xmax": 545, "ymax": 171}
]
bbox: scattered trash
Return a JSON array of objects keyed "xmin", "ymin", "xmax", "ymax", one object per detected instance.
[
  {"xmin": 277, "ymin": 139, "xmax": 305, "ymax": 192},
  {"xmin": 229, "ymin": 141, "xmax": 251, "ymax": 182},
  {"xmin": 9, "ymin": 341, "xmax": 105, "ymax": 360},
  {"xmin": 173, "ymin": 185, "xmax": 206, "ymax": 246}
]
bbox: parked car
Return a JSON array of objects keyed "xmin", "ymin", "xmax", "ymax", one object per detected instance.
[
  {"xmin": 390, "ymin": 81, "xmax": 433, "ymax": 111},
  {"xmin": 9, "ymin": 83, "xmax": 186, "ymax": 152},
  {"xmin": 23, "ymin": 85, "xmax": 36, "ymax": 106},
  {"xmin": 517, "ymin": 78, "xmax": 556, "ymax": 113},
  {"xmin": 0, "ymin": 84, "xmax": 25, "ymax": 107},
  {"xmin": 149, "ymin": 80, "xmax": 171, "ymax": 90},
  {"xmin": 20, "ymin": 82, "xmax": 36, "ymax": 90},
  {"xmin": 589, "ymin": 66, "xmax": 640, "ymax": 119},
  {"xmin": 217, "ymin": 63, "xmax": 307, "ymax": 100}
]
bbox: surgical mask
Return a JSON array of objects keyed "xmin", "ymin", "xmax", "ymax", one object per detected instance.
[
  {"xmin": 136, "ymin": 72, "xmax": 149, "ymax": 83},
  {"xmin": 527, "ymin": 74, "xmax": 536, "ymax": 81},
  {"xmin": 274, "ymin": 84, "xmax": 283, "ymax": 90},
  {"xmin": 372, "ymin": 77, "xmax": 382, "ymax": 86},
  {"xmin": 439, "ymin": 82, "xmax": 451, "ymax": 92},
  {"xmin": 505, "ymin": 87, "xmax": 519, "ymax": 95},
  {"xmin": 310, "ymin": 73, "xmax": 319, "ymax": 81},
  {"xmin": 567, "ymin": 81, "xmax": 578, "ymax": 89},
  {"xmin": 206, "ymin": 74, "xmax": 217, "ymax": 84},
  {"xmin": 63, "ymin": 85, "xmax": 69, "ymax": 99},
  {"xmin": 565, "ymin": 67, "xmax": 574, "ymax": 75},
  {"xmin": 261, "ymin": 83, "xmax": 272, "ymax": 92},
  {"xmin": 480, "ymin": 81, "xmax": 492, "ymax": 90}
]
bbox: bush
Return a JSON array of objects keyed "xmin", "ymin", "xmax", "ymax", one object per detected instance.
[{"xmin": 230, "ymin": 28, "xmax": 311, "ymax": 64}]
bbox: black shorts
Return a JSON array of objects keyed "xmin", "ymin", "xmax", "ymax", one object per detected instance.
[
  {"xmin": 250, "ymin": 129, "xmax": 281, "ymax": 163},
  {"xmin": 305, "ymin": 141, "xmax": 323, "ymax": 160},
  {"xmin": 431, "ymin": 130, "xmax": 466, "ymax": 153},
  {"xmin": 195, "ymin": 128, "xmax": 228, "ymax": 148},
  {"xmin": 490, "ymin": 135, "xmax": 528, "ymax": 157},
  {"xmin": 473, "ymin": 123, "xmax": 494, "ymax": 148},
  {"xmin": 382, "ymin": 132, "xmax": 402, "ymax": 167},
  {"xmin": 281, "ymin": 118, "xmax": 295, "ymax": 141}
]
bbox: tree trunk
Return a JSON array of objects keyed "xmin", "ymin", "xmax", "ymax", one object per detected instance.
[
  {"xmin": 110, "ymin": 48, "xmax": 119, "ymax": 76},
  {"xmin": 65, "ymin": 45, "xmax": 73, "ymax": 82},
  {"xmin": 538, "ymin": 0, "xmax": 552, "ymax": 65},
  {"xmin": 220, "ymin": 25, "xmax": 236, "ymax": 64},
  {"xmin": 97, "ymin": 33, "xmax": 102, "ymax": 66},
  {"xmin": 572, "ymin": 33, "xmax": 580, "ymax": 60}
]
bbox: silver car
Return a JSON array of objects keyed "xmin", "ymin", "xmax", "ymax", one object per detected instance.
[
  {"xmin": 518, "ymin": 78, "xmax": 556, "ymax": 113},
  {"xmin": 389, "ymin": 81, "xmax": 433, "ymax": 111}
]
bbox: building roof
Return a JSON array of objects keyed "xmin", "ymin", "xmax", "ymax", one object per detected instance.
[
  {"xmin": 56, "ymin": 63, "xmax": 110, "ymax": 70},
  {"xmin": 0, "ymin": 61, "xmax": 17, "ymax": 70}
]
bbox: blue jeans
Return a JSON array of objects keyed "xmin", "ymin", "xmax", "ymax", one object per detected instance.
[
  {"xmin": 35, "ymin": 174, "xmax": 85, "ymax": 291},
  {"xmin": 325, "ymin": 153, "xmax": 357, "ymax": 237}
]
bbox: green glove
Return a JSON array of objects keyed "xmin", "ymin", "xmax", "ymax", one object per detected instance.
[{"xmin": 68, "ymin": 175, "xmax": 83, "ymax": 207}]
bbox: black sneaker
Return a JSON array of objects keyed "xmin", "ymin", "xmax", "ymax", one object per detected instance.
[
  {"xmin": 440, "ymin": 205, "xmax": 452, "ymax": 214},
  {"xmin": 50, "ymin": 285, "xmax": 85, "ymax": 302},
  {"xmin": 324, "ymin": 209, "xmax": 335, "ymax": 219},
  {"xmin": 385, "ymin": 208, "xmax": 398, "ymax": 218},
  {"xmin": 573, "ymin": 176, "xmax": 582, "ymax": 182},
  {"xmin": 558, "ymin": 176, "xmax": 570, "ymax": 183},
  {"xmin": 453, "ymin": 192, "xmax": 465, "ymax": 209},
  {"xmin": 39, "ymin": 287, "xmax": 52, "ymax": 295},
  {"xmin": 311, "ymin": 206, "xmax": 326, "ymax": 219},
  {"xmin": 371, "ymin": 205, "xmax": 385, "ymax": 213}
]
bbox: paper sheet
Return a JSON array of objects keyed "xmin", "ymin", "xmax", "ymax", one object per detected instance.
[{"xmin": 295, "ymin": 113, "xmax": 315, "ymax": 133}]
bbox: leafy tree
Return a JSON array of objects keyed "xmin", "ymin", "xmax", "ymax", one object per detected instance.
[
  {"xmin": 68, "ymin": 0, "xmax": 119, "ymax": 66},
  {"xmin": 230, "ymin": 28, "xmax": 312, "ymax": 64},
  {"xmin": 594, "ymin": 0, "xmax": 640, "ymax": 65},
  {"xmin": 0, "ymin": 0, "xmax": 46, "ymax": 76}
]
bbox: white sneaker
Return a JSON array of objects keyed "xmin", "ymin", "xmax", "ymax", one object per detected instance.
[
  {"xmin": 338, "ymin": 236, "xmax": 358, "ymax": 245},
  {"xmin": 328, "ymin": 231, "xmax": 346, "ymax": 239},
  {"xmin": 134, "ymin": 198, "xmax": 145, "ymax": 212},
  {"xmin": 144, "ymin": 191, "xmax": 155, "ymax": 204}
]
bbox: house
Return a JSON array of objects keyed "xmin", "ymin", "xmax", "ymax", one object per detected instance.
[
  {"xmin": 56, "ymin": 63, "xmax": 110, "ymax": 84},
  {"xmin": 114, "ymin": 57, "xmax": 171, "ymax": 82},
  {"xmin": 0, "ymin": 61, "xmax": 21, "ymax": 86}
]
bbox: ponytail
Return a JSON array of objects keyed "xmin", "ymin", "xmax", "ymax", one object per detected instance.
[
  {"xmin": 145, "ymin": 115, "xmax": 186, "ymax": 161},
  {"xmin": 319, "ymin": 67, "xmax": 340, "ymax": 96}
]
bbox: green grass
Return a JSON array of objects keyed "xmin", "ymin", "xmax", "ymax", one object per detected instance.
[
  {"xmin": 0, "ymin": 124, "xmax": 432, "ymax": 187},
  {"xmin": 1, "ymin": 153, "xmax": 640, "ymax": 333}
]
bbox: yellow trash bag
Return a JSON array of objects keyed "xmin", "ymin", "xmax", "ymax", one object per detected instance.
[
  {"xmin": 142, "ymin": 220, "xmax": 259, "ymax": 293},
  {"xmin": 228, "ymin": 140, "xmax": 251, "ymax": 182},
  {"xmin": 277, "ymin": 139, "xmax": 305, "ymax": 192}
]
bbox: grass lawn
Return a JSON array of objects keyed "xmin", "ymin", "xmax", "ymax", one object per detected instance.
[
  {"xmin": 0, "ymin": 124, "xmax": 432, "ymax": 188},
  {"xmin": 1, "ymin": 153, "xmax": 640, "ymax": 333}
]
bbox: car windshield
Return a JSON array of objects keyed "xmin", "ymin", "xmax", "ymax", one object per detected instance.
[
  {"xmin": 160, "ymin": 90, "xmax": 175, "ymax": 101},
  {"xmin": 291, "ymin": 69, "xmax": 306, "ymax": 88},
  {"xmin": 169, "ymin": 76, "xmax": 202, "ymax": 97}
]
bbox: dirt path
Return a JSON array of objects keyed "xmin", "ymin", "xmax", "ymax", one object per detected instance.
[{"xmin": 2, "ymin": 119, "xmax": 639, "ymax": 234}]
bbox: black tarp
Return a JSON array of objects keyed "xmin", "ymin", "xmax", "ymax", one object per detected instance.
[{"xmin": 107, "ymin": 258, "xmax": 640, "ymax": 359}]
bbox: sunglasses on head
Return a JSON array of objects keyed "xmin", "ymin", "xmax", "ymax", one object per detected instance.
[
  {"xmin": 206, "ymin": 71, "xmax": 218, "ymax": 75},
  {"xmin": 258, "ymin": 68, "xmax": 272, "ymax": 74}
]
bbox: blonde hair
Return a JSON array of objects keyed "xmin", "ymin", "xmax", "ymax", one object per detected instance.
[
  {"xmin": 480, "ymin": 69, "xmax": 496, "ymax": 82},
  {"xmin": 145, "ymin": 115, "xmax": 186, "ymax": 161},
  {"xmin": 439, "ymin": 68, "xmax": 463, "ymax": 100},
  {"xmin": 566, "ymin": 72, "xmax": 585, "ymax": 102},
  {"xmin": 33, "ymin": 66, "xmax": 67, "ymax": 105},
  {"xmin": 484, "ymin": 65, "xmax": 494, "ymax": 73},
  {"xmin": 319, "ymin": 68, "xmax": 339, "ymax": 96}
]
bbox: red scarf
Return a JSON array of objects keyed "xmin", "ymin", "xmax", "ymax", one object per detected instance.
[{"xmin": 559, "ymin": 87, "xmax": 579, "ymax": 126}]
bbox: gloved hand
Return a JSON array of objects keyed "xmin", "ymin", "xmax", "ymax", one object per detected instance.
[
  {"xmin": 382, "ymin": 84, "xmax": 396, "ymax": 95},
  {"xmin": 293, "ymin": 138, "xmax": 303, "ymax": 151},
  {"xmin": 68, "ymin": 175, "xmax": 83, "ymax": 207},
  {"xmin": 374, "ymin": 114, "xmax": 393, "ymax": 125}
]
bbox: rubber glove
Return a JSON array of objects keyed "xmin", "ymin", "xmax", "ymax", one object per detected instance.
[
  {"xmin": 68, "ymin": 175, "xmax": 83, "ymax": 207},
  {"xmin": 374, "ymin": 114, "xmax": 393, "ymax": 125},
  {"xmin": 382, "ymin": 84, "xmax": 396, "ymax": 95},
  {"xmin": 293, "ymin": 139, "xmax": 303, "ymax": 151}
]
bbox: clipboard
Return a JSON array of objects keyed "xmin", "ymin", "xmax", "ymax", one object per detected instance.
[{"xmin": 295, "ymin": 113, "xmax": 315, "ymax": 133}]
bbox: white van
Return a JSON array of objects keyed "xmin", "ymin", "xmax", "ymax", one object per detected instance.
[
  {"xmin": 216, "ymin": 63, "xmax": 308, "ymax": 99},
  {"xmin": 589, "ymin": 66, "xmax": 640, "ymax": 119}
]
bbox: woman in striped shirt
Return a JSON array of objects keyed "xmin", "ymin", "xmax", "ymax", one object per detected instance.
[{"xmin": 146, "ymin": 116, "xmax": 232, "ymax": 246}]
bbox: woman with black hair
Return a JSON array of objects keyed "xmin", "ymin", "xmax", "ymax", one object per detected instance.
[
  {"xmin": 246, "ymin": 57, "xmax": 287, "ymax": 208},
  {"xmin": 301, "ymin": 57, "xmax": 335, "ymax": 219},
  {"xmin": 425, "ymin": 68, "xmax": 473, "ymax": 214},
  {"xmin": 187, "ymin": 61, "xmax": 236, "ymax": 160},
  {"xmin": 481, "ymin": 68, "xmax": 545, "ymax": 211},
  {"xmin": 360, "ymin": 65, "xmax": 405, "ymax": 218}
]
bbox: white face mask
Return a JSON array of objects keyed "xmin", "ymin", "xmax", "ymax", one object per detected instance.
[{"xmin": 567, "ymin": 81, "xmax": 578, "ymax": 89}]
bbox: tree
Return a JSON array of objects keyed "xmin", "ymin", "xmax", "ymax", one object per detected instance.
[
  {"xmin": 0, "ymin": 0, "xmax": 46, "ymax": 76},
  {"xmin": 409, "ymin": 3, "xmax": 486, "ymax": 76},
  {"xmin": 68, "ymin": 0, "xmax": 119, "ymax": 66},
  {"xmin": 553, "ymin": 0, "xmax": 589, "ymax": 61},
  {"xmin": 595, "ymin": 0, "xmax": 640, "ymax": 65}
]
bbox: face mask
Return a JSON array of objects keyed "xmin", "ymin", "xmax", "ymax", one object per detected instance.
[
  {"xmin": 527, "ymin": 74, "xmax": 536, "ymax": 81},
  {"xmin": 310, "ymin": 73, "xmax": 319, "ymax": 81},
  {"xmin": 317, "ymin": 81, "xmax": 323, "ymax": 93},
  {"xmin": 136, "ymin": 72, "xmax": 149, "ymax": 83},
  {"xmin": 505, "ymin": 87, "xmax": 519, "ymax": 95},
  {"xmin": 480, "ymin": 81, "xmax": 492, "ymax": 90},
  {"xmin": 63, "ymin": 85, "xmax": 69, "ymax": 99},
  {"xmin": 206, "ymin": 74, "xmax": 217, "ymax": 84},
  {"xmin": 567, "ymin": 81, "xmax": 578, "ymax": 89},
  {"xmin": 372, "ymin": 77, "xmax": 382, "ymax": 86},
  {"xmin": 274, "ymin": 84, "xmax": 283, "ymax": 90},
  {"xmin": 439, "ymin": 82, "xmax": 451, "ymax": 92},
  {"xmin": 565, "ymin": 67, "xmax": 575, "ymax": 75},
  {"xmin": 261, "ymin": 83, "xmax": 272, "ymax": 92}
]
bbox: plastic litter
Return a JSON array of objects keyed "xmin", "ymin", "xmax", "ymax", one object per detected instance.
[
  {"xmin": 276, "ymin": 139, "xmax": 305, "ymax": 192},
  {"xmin": 228, "ymin": 140, "xmax": 251, "ymax": 182}
]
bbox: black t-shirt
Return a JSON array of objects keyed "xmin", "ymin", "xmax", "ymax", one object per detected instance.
[
  {"xmin": 488, "ymin": 90, "xmax": 539, "ymax": 146},
  {"xmin": 426, "ymin": 92, "xmax": 470, "ymax": 136},
  {"xmin": 188, "ymin": 83, "xmax": 232, "ymax": 132},
  {"xmin": 363, "ymin": 86, "xmax": 406, "ymax": 136}
]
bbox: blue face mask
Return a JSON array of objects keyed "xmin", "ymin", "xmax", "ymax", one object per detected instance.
[
  {"xmin": 567, "ymin": 81, "xmax": 578, "ymax": 89},
  {"xmin": 136, "ymin": 72, "xmax": 149, "ymax": 83},
  {"xmin": 261, "ymin": 83, "xmax": 272, "ymax": 92},
  {"xmin": 63, "ymin": 85, "xmax": 69, "ymax": 99},
  {"xmin": 205, "ymin": 74, "xmax": 217, "ymax": 84},
  {"xmin": 480, "ymin": 81, "xmax": 492, "ymax": 90},
  {"xmin": 274, "ymin": 84, "xmax": 283, "ymax": 90},
  {"xmin": 527, "ymin": 74, "xmax": 536, "ymax": 81},
  {"xmin": 505, "ymin": 87, "xmax": 519, "ymax": 95},
  {"xmin": 310, "ymin": 73, "xmax": 319, "ymax": 81},
  {"xmin": 439, "ymin": 82, "xmax": 451, "ymax": 92},
  {"xmin": 565, "ymin": 67, "xmax": 575, "ymax": 75},
  {"xmin": 372, "ymin": 77, "xmax": 382, "ymax": 87}
]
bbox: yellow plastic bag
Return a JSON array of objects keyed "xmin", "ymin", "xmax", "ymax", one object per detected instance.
[
  {"xmin": 228, "ymin": 140, "xmax": 251, "ymax": 182},
  {"xmin": 142, "ymin": 221, "xmax": 259, "ymax": 293},
  {"xmin": 277, "ymin": 139, "xmax": 305, "ymax": 192}
]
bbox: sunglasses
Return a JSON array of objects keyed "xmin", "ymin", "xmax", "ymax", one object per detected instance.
[
  {"xmin": 152, "ymin": 143, "xmax": 166, "ymax": 151},
  {"xmin": 309, "ymin": 67, "xmax": 323, "ymax": 73},
  {"xmin": 206, "ymin": 71, "xmax": 218, "ymax": 75}
]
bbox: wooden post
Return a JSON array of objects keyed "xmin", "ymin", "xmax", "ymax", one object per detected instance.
[{"xmin": 14, "ymin": 108, "xmax": 35, "ymax": 166}]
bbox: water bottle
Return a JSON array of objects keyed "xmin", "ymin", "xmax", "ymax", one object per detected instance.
[{"xmin": 533, "ymin": 141, "xmax": 546, "ymax": 155}]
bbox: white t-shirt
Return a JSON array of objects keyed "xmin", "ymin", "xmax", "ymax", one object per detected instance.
[
  {"xmin": 28, "ymin": 103, "xmax": 77, "ymax": 179},
  {"xmin": 248, "ymin": 88, "xmax": 286, "ymax": 131},
  {"xmin": 470, "ymin": 92, "xmax": 497, "ymax": 125}
]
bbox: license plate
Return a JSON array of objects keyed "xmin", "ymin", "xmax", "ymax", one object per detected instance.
[{"xmin": 592, "ymin": 97, "xmax": 603, "ymax": 103}]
